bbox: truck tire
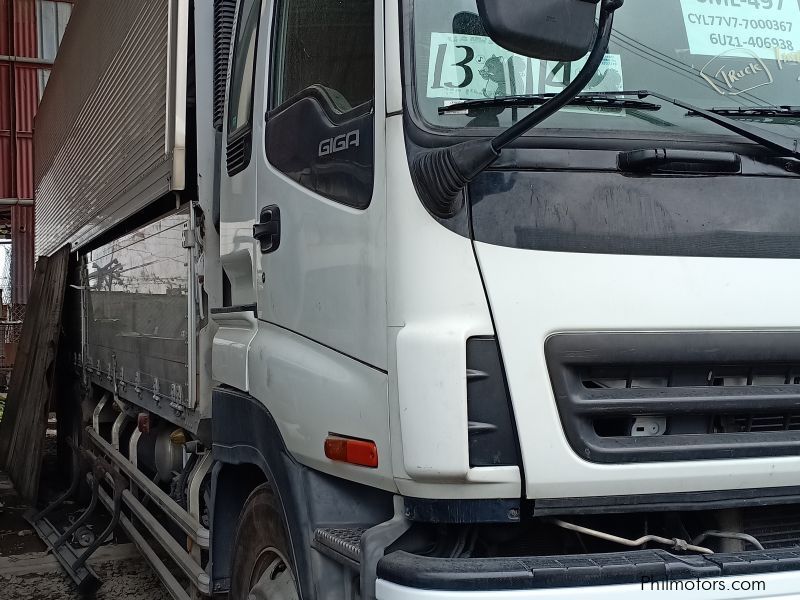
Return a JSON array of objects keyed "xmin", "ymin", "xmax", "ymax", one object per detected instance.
[{"xmin": 229, "ymin": 484, "xmax": 300, "ymax": 600}]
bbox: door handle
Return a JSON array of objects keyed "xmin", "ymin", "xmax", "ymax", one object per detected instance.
[{"xmin": 253, "ymin": 205, "xmax": 281, "ymax": 254}]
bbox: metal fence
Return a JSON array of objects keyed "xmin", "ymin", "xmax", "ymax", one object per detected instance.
[{"xmin": 0, "ymin": 303, "xmax": 24, "ymax": 389}]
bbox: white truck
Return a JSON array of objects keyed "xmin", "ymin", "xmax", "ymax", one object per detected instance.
[{"xmin": 30, "ymin": 0, "xmax": 800, "ymax": 598}]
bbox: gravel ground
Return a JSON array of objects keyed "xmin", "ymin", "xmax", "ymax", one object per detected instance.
[
  {"xmin": 0, "ymin": 427, "xmax": 170, "ymax": 599},
  {"xmin": 0, "ymin": 545, "xmax": 169, "ymax": 600},
  {"xmin": 0, "ymin": 481, "xmax": 170, "ymax": 600}
]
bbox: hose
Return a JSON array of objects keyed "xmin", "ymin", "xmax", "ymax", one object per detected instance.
[
  {"xmin": 548, "ymin": 518, "xmax": 715, "ymax": 555},
  {"xmin": 692, "ymin": 530, "xmax": 765, "ymax": 551}
]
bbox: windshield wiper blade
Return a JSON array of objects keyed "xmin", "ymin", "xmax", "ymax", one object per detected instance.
[
  {"xmin": 570, "ymin": 91, "xmax": 800, "ymax": 158},
  {"xmin": 692, "ymin": 106, "xmax": 800, "ymax": 118},
  {"xmin": 438, "ymin": 93, "xmax": 661, "ymax": 115}
]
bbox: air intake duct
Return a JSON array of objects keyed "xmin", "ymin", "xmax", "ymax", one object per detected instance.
[{"xmin": 467, "ymin": 337, "xmax": 520, "ymax": 468}]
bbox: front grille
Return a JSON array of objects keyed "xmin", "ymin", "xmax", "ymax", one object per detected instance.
[
  {"xmin": 745, "ymin": 506, "xmax": 800, "ymax": 549},
  {"xmin": 735, "ymin": 414, "xmax": 800, "ymax": 433},
  {"xmin": 585, "ymin": 364, "xmax": 800, "ymax": 437},
  {"xmin": 583, "ymin": 364, "xmax": 800, "ymax": 390},
  {"xmin": 546, "ymin": 331, "xmax": 800, "ymax": 464}
]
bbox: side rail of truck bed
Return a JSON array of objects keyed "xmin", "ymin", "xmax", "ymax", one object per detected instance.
[{"xmin": 29, "ymin": 417, "xmax": 211, "ymax": 598}]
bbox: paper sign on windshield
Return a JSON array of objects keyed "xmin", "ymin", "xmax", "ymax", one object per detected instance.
[
  {"xmin": 426, "ymin": 32, "xmax": 624, "ymax": 102},
  {"xmin": 680, "ymin": 0, "xmax": 800, "ymax": 60},
  {"xmin": 426, "ymin": 32, "xmax": 538, "ymax": 100},
  {"xmin": 543, "ymin": 54, "xmax": 624, "ymax": 95}
]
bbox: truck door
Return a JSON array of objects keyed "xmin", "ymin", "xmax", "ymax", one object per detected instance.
[
  {"xmin": 253, "ymin": 0, "xmax": 387, "ymax": 368},
  {"xmin": 216, "ymin": 0, "xmax": 264, "ymax": 391}
]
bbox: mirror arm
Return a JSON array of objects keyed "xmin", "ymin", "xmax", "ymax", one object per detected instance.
[
  {"xmin": 492, "ymin": 0, "xmax": 622, "ymax": 149},
  {"xmin": 411, "ymin": 0, "xmax": 624, "ymax": 219}
]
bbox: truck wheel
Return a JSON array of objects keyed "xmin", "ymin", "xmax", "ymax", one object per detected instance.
[{"xmin": 229, "ymin": 484, "xmax": 300, "ymax": 600}]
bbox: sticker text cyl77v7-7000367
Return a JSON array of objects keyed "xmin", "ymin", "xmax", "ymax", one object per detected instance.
[{"xmin": 680, "ymin": 0, "xmax": 800, "ymax": 59}]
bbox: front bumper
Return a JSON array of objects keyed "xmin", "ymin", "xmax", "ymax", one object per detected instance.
[
  {"xmin": 377, "ymin": 571, "xmax": 800, "ymax": 599},
  {"xmin": 376, "ymin": 549, "xmax": 800, "ymax": 599}
]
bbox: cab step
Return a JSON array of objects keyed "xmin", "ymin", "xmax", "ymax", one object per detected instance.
[
  {"xmin": 314, "ymin": 499, "xmax": 410, "ymax": 600},
  {"xmin": 312, "ymin": 527, "xmax": 366, "ymax": 569}
]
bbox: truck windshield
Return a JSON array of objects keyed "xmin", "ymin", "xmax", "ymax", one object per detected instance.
[{"xmin": 411, "ymin": 0, "xmax": 800, "ymax": 139}]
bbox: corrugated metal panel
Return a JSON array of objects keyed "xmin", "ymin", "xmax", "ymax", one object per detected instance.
[
  {"xmin": 14, "ymin": 134, "xmax": 31, "ymax": 197},
  {"xmin": 0, "ymin": 60, "xmax": 11, "ymax": 199},
  {"xmin": 0, "ymin": 1, "xmax": 9, "ymax": 56},
  {"xmin": 13, "ymin": 65, "xmax": 35, "ymax": 134},
  {"xmin": 36, "ymin": 0, "xmax": 71, "ymax": 61},
  {"xmin": 0, "ymin": 62, "xmax": 10, "ymax": 131},
  {"xmin": 14, "ymin": 64, "xmax": 36, "ymax": 199},
  {"xmin": 35, "ymin": 0, "xmax": 188, "ymax": 257},
  {"xmin": 1, "ymin": 2, "xmax": 39, "ymax": 202},
  {"xmin": 1, "ymin": 0, "xmax": 72, "ymax": 305},
  {"xmin": 13, "ymin": 0, "xmax": 36, "ymax": 58},
  {"xmin": 10, "ymin": 204, "xmax": 33, "ymax": 303}
]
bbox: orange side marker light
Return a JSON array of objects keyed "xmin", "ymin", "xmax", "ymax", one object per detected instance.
[{"xmin": 324, "ymin": 436, "xmax": 378, "ymax": 468}]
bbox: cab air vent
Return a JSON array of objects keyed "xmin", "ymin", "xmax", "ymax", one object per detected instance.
[
  {"xmin": 226, "ymin": 130, "xmax": 251, "ymax": 176},
  {"xmin": 213, "ymin": 0, "xmax": 237, "ymax": 131},
  {"xmin": 466, "ymin": 338, "xmax": 519, "ymax": 468}
]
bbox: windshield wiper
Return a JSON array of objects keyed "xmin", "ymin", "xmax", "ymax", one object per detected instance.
[
  {"xmin": 564, "ymin": 91, "xmax": 800, "ymax": 158},
  {"xmin": 442, "ymin": 92, "xmax": 800, "ymax": 157},
  {"xmin": 690, "ymin": 106, "xmax": 800, "ymax": 119},
  {"xmin": 439, "ymin": 93, "xmax": 661, "ymax": 115}
]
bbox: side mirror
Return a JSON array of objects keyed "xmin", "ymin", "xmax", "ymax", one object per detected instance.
[{"xmin": 477, "ymin": 0, "xmax": 600, "ymax": 62}]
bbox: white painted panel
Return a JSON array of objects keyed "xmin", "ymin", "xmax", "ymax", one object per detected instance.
[
  {"xmin": 476, "ymin": 243, "xmax": 800, "ymax": 499},
  {"xmin": 248, "ymin": 321, "xmax": 396, "ymax": 492},
  {"xmin": 383, "ymin": 116, "xmax": 520, "ymax": 498},
  {"xmin": 377, "ymin": 571, "xmax": 800, "ymax": 600},
  {"xmin": 254, "ymin": 0, "xmax": 388, "ymax": 369},
  {"xmin": 212, "ymin": 311, "xmax": 258, "ymax": 392}
]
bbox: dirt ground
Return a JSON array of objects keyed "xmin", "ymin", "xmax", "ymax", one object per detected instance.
[
  {"xmin": 0, "ymin": 544, "xmax": 169, "ymax": 599},
  {"xmin": 0, "ymin": 427, "xmax": 169, "ymax": 600}
]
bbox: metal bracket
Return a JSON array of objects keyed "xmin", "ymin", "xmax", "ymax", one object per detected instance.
[
  {"xmin": 169, "ymin": 384, "xmax": 185, "ymax": 414},
  {"xmin": 92, "ymin": 394, "xmax": 109, "ymax": 433},
  {"xmin": 118, "ymin": 367, "xmax": 127, "ymax": 392},
  {"xmin": 361, "ymin": 497, "xmax": 411, "ymax": 600},
  {"xmin": 111, "ymin": 411, "xmax": 131, "ymax": 453},
  {"xmin": 187, "ymin": 451, "xmax": 212, "ymax": 549},
  {"xmin": 111, "ymin": 355, "xmax": 118, "ymax": 394},
  {"xmin": 153, "ymin": 377, "xmax": 161, "ymax": 405},
  {"xmin": 26, "ymin": 441, "xmax": 127, "ymax": 592},
  {"xmin": 182, "ymin": 228, "xmax": 196, "ymax": 249}
]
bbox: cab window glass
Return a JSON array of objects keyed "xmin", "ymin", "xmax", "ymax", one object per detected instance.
[
  {"xmin": 266, "ymin": 0, "xmax": 375, "ymax": 209},
  {"xmin": 272, "ymin": 0, "xmax": 374, "ymax": 113},
  {"xmin": 228, "ymin": 0, "xmax": 262, "ymax": 135}
]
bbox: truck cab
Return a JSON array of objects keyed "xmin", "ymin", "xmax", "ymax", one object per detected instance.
[
  {"xmin": 212, "ymin": 0, "xmax": 800, "ymax": 597},
  {"xmin": 30, "ymin": 0, "xmax": 800, "ymax": 597}
]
